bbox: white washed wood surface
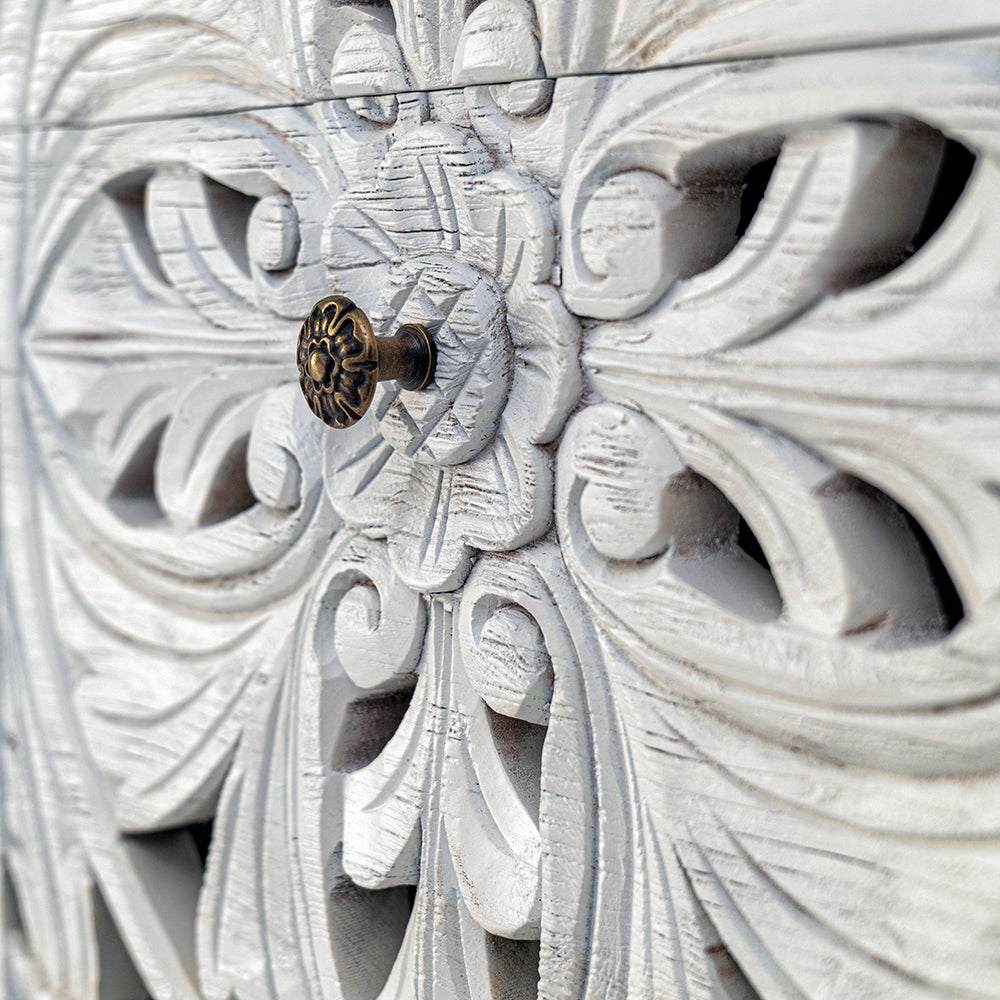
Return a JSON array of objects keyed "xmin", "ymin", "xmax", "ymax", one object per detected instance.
[
  {"xmin": 4, "ymin": 3, "xmax": 1000, "ymax": 999},
  {"xmin": 4, "ymin": 0, "xmax": 1000, "ymax": 126}
]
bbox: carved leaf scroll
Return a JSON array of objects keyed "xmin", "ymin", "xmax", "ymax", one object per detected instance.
[{"xmin": 551, "ymin": 40, "xmax": 1000, "ymax": 1000}]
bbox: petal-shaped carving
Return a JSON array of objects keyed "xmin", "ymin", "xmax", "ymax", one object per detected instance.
[
  {"xmin": 332, "ymin": 12, "xmax": 412, "ymax": 101},
  {"xmin": 247, "ymin": 385, "xmax": 327, "ymax": 509},
  {"xmin": 562, "ymin": 111, "xmax": 942, "ymax": 326},
  {"xmin": 631, "ymin": 404, "xmax": 939, "ymax": 635},
  {"xmin": 452, "ymin": 0, "xmax": 544, "ymax": 88},
  {"xmin": 667, "ymin": 121, "xmax": 943, "ymax": 351},
  {"xmin": 199, "ymin": 533, "xmax": 429, "ymax": 1000},
  {"xmin": 446, "ymin": 699, "xmax": 543, "ymax": 938},
  {"xmin": 145, "ymin": 169, "xmax": 261, "ymax": 320},
  {"xmin": 452, "ymin": 417, "xmax": 552, "ymax": 554},
  {"xmin": 325, "ymin": 422, "xmax": 474, "ymax": 593},
  {"xmin": 556, "ymin": 403, "xmax": 1000, "ymax": 784},
  {"xmin": 503, "ymin": 283, "xmax": 581, "ymax": 446},
  {"xmin": 389, "ymin": 0, "xmax": 464, "ymax": 89},
  {"xmin": 458, "ymin": 549, "xmax": 636, "ymax": 999},
  {"xmin": 155, "ymin": 369, "xmax": 286, "ymax": 528},
  {"xmin": 341, "ymin": 673, "xmax": 428, "ymax": 889}
]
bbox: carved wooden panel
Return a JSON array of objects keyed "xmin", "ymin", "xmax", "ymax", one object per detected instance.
[{"xmin": 3, "ymin": 3, "xmax": 1000, "ymax": 1000}]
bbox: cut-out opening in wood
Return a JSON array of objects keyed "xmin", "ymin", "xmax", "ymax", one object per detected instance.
[
  {"xmin": 687, "ymin": 122, "xmax": 975, "ymax": 292},
  {"xmin": 652, "ymin": 466, "xmax": 783, "ymax": 622},
  {"xmin": 735, "ymin": 512, "xmax": 772, "ymax": 574},
  {"xmin": 331, "ymin": 683, "xmax": 417, "ymax": 773},
  {"xmin": 673, "ymin": 462, "xmax": 966, "ymax": 639},
  {"xmin": 834, "ymin": 131, "xmax": 976, "ymax": 291},
  {"xmin": 186, "ymin": 818, "xmax": 214, "ymax": 870},
  {"xmin": 113, "ymin": 825, "xmax": 209, "ymax": 989},
  {"xmin": 734, "ymin": 154, "xmax": 778, "ymax": 241},
  {"xmin": 897, "ymin": 501, "xmax": 966, "ymax": 635},
  {"xmin": 819, "ymin": 474, "xmax": 966, "ymax": 640}
]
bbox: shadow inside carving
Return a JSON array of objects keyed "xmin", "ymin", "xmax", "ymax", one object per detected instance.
[
  {"xmin": 734, "ymin": 155, "xmax": 778, "ymax": 241},
  {"xmin": 330, "ymin": 683, "xmax": 417, "ymax": 773},
  {"xmin": 658, "ymin": 472, "xmax": 783, "ymax": 624},
  {"xmin": 112, "ymin": 823, "xmax": 212, "ymax": 994},
  {"xmin": 202, "ymin": 177, "xmax": 256, "ymax": 276},
  {"xmin": 197, "ymin": 434, "xmax": 256, "ymax": 526},
  {"xmin": 108, "ymin": 418, "xmax": 168, "ymax": 525},
  {"xmin": 904, "ymin": 138, "xmax": 976, "ymax": 261},
  {"xmin": 185, "ymin": 817, "xmax": 214, "ymax": 870},
  {"xmin": 91, "ymin": 880, "xmax": 152, "ymax": 1000},
  {"xmin": 820, "ymin": 474, "xmax": 965, "ymax": 640},
  {"xmin": 327, "ymin": 875, "xmax": 415, "ymax": 1000},
  {"xmin": 897, "ymin": 501, "xmax": 965, "ymax": 635},
  {"xmin": 485, "ymin": 932, "xmax": 540, "ymax": 1000},
  {"xmin": 2, "ymin": 865, "xmax": 25, "ymax": 936},
  {"xmin": 686, "ymin": 122, "xmax": 975, "ymax": 292},
  {"xmin": 670, "ymin": 465, "xmax": 965, "ymax": 639},
  {"xmin": 833, "ymin": 131, "xmax": 976, "ymax": 290},
  {"xmin": 104, "ymin": 171, "xmax": 171, "ymax": 288},
  {"xmin": 736, "ymin": 512, "xmax": 771, "ymax": 574},
  {"xmin": 109, "ymin": 419, "xmax": 257, "ymax": 528},
  {"xmin": 485, "ymin": 706, "xmax": 545, "ymax": 823}
]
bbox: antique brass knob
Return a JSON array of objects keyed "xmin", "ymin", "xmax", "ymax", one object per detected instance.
[{"xmin": 296, "ymin": 296, "xmax": 436, "ymax": 429}]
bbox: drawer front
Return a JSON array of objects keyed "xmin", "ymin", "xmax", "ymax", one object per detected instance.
[{"xmin": 3, "ymin": 5, "xmax": 1000, "ymax": 1000}]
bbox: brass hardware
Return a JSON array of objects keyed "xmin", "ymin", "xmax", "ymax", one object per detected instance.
[{"xmin": 296, "ymin": 296, "xmax": 436, "ymax": 429}]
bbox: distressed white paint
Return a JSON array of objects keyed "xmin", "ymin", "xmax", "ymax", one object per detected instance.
[{"xmin": 3, "ymin": 3, "xmax": 1000, "ymax": 999}]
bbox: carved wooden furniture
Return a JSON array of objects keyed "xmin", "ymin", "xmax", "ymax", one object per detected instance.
[{"xmin": 3, "ymin": 3, "xmax": 999, "ymax": 998}]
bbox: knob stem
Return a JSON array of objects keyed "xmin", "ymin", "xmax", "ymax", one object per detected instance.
[{"xmin": 377, "ymin": 324, "xmax": 436, "ymax": 391}]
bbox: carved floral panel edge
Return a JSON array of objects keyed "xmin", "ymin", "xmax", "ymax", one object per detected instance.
[{"xmin": 4, "ymin": 15, "xmax": 1000, "ymax": 1000}]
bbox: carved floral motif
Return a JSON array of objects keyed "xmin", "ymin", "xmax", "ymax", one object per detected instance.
[
  {"xmin": 5, "ymin": 3, "xmax": 1000, "ymax": 1000},
  {"xmin": 322, "ymin": 123, "xmax": 579, "ymax": 591}
]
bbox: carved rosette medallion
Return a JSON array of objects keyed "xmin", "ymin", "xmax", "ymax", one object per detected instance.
[
  {"xmin": 5, "ymin": 3, "xmax": 1000, "ymax": 1000},
  {"xmin": 322, "ymin": 123, "xmax": 580, "ymax": 592}
]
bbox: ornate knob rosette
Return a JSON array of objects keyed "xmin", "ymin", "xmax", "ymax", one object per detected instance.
[{"xmin": 297, "ymin": 295, "xmax": 435, "ymax": 429}]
